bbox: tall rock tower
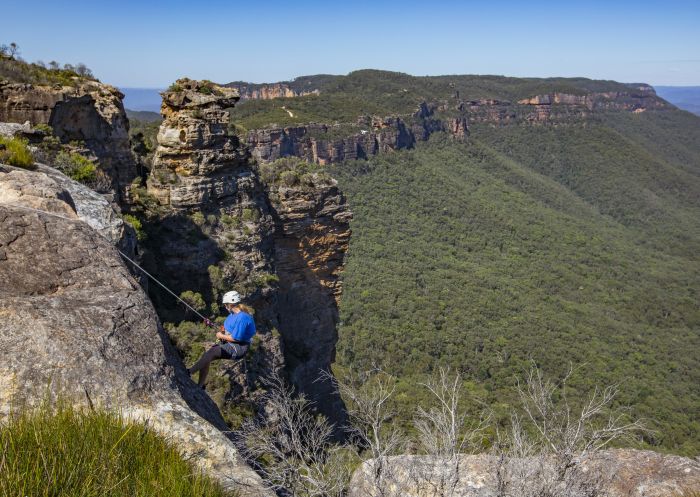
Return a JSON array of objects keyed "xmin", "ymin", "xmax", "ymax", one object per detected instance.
[{"xmin": 144, "ymin": 79, "xmax": 350, "ymax": 430}]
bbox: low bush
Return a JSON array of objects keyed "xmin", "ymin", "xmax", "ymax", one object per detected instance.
[
  {"xmin": 0, "ymin": 404, "xmax": 232, "ymax": 497},
  {"xmin": 0, "ymin": 136, "xmax": 35, "ymax": 169},
  {"xmin": 55, "ymin": 150, "xmax": 97, "ymax": 183},
  {"xmin": 180, "ymin": 290, "xmax": 207, "ymax": 313},
  {"xmin": 123, "ymin": 213, "xmax": 146, "ymax": 241}
]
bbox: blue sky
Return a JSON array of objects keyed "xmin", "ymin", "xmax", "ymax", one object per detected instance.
[{"xmin": 4, "ymin": 0, "xmax": 699, "ymax": 87}]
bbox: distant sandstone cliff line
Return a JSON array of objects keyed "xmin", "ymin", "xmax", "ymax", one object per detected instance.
[
  {"xmin": 226, "ymin": 82, "xmax": 320, "ymax": 100},
  {"xmin": 243, "ymin": 87, "xmax": 668, "ymax": 165}
]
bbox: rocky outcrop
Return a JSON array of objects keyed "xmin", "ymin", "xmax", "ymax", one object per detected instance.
[
  {"xmin": 148, "ymin": 79, "xmax": 247, "ymax": 208},
  {"xmin": 0, "ymin": 80, "xmax": 137, "ymax": 201},
  {"xmin": 227, "ymin": 82, "xmax": 320, "ymax": 100},
  {"xmin": 0, "ymin": 164, "xmax": 270, "ymax": 496},
  {"xmin": 246, "ymin": 110, "xmax": 469, "ymax": 165},
  {"xmin": 348, "ymin": 449, "xmax": 700, "ymax": 497},
  {"xmin": 144, "ymin": 79, "xmax": 351, "ymax": 429}
]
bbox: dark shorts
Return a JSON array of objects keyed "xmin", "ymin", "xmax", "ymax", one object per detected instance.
[{"xmin": 220, "ymin": 342, "xmax": 248, "ymax": 360}]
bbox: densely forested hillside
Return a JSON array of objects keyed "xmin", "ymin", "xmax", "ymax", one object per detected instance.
[{"xmin": 327, "ymin": 109, "xmax": 700, "ymax": 455}]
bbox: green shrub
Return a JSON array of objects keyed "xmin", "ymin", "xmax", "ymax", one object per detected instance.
[
  {"xmin": 55, "ymin": 150, "xmax": 97, "ymax": 183},
  {"xmin": 241, "ymin": 208, "xmax": 260, "ymax": 222},
  {"xmin": 179, "ymin": 290, "xmax": 207, "ymax": 313},
  {"xmin": 167, "ymin": 82, "xmax": 183, "ymax": 93},
  {"xmin": 253, "ymin": 272, "xmax": 279, "ymax": 288},
  {"xmin": 123, "ymin": 214, "xmax": 146, "ymax": 241},
  {"xmin": 33, "ymin": 123, "xmax": 53, "ymax": 135},
  {"xmin": 279, "ymin": 170, "xmax": 299, "ymax": 186},
  {"xmin": 0, "ymin": 404, "xmax": 231, "ymax": 497},
  {"xmin": 221, "ymin": 214, "xmax": 240, "ymax": 226},
  {"xmin": 0, "ymin": 136, "xmax": 35, "ymax": 169},
  {"xmin": 191, "ymin": 211, "xmax": 205, "ymax": 226}
]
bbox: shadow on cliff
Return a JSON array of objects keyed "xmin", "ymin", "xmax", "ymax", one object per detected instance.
[
  {"xmin": 265, "ymin": 195, "xmax": 349, "ymax": 436},
  {"xmin": 138, "ymin": 212, "xmax": 224, "ymax": 322}
]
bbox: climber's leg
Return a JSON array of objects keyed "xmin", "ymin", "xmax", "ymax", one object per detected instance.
[{"xmin": 189, "ymin": 344, "xmax": 224, "ymax": 386}]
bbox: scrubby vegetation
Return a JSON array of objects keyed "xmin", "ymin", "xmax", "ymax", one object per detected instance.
[
  {"xmin": 123, "ymin": 213, "xmax": 146, "ymax": 241},
  {"xmin": 238, "ymin": 367, "xmax": 643, "ymax": 497},
  {"xmin": 329, "ymin": 109, "xmax": 700, "ymax": 456},
  {"xmin": 0, "ymin": 404, "xmax": 232, "ymax": 497},
  {"xmin": 258, "ymin": 157, "xmax": 334, "ymax": 188},
  {"xmin": 0, "ymin": 42, "xmax": 96, "ymax": 85},
  {"xmin": 54, "ymin": 150, "xmax": 97, "ymax": 183},
  {"xmin": 0, "ymin": 135, "xmax": 34, "ymax": 168}
]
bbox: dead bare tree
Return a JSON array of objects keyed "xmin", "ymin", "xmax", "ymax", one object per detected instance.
[
  {"xmin": 495, "ymin": 364, "xmax": 646, "ymax": 497},
  {"xmin": 237, "ymin": 373, "xmax": 352, "ymax": 497},
  {"xmin": 325, "ymin": 369, "xmax": 409, "ymax": 497},
  {"xmin": 413, "ymin": 367, "xmax": 490, "ymax": 497}
]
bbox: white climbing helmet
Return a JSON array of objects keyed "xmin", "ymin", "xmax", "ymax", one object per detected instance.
[{"xmin": 222, "ymin": 290, "xmax": 242, "ymax": 305}]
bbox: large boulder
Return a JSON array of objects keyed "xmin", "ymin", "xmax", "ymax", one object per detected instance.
[
  {"xmin": 348, "ymin": 450, "xmax": 700, "ymax": 497},
  {"xmin": 0, "ymin": 164, "xmax": 270, "ymax": 496}
]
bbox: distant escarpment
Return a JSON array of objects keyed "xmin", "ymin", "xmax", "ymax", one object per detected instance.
[
  {"xmin": 226, "ymin": 81, "xmax": 320, "ymax": 100},
  {"xmin": 140, "ymin": 79, "xmax": 350, "ymax": 428},
  {"xmin": 239, "ymin": 85, "xmax": 668, "ymax": 165},
  {"xmin": 246, "ymin": 104, "xmax": 468, "ymax": 165},
  {"xmin": 0, "ymin": 79, "xmax": 137, "ymax": 201}
]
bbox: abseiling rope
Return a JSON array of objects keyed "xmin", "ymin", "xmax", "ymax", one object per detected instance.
[{"xmin": 3, "ymin": 202, "xmax": 212, "ymax": 323}]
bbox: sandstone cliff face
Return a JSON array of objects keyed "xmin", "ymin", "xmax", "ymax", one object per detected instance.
[
  {"xmin": 148, "ymin": 79, "xmax": 247, "ymax": 208},
  {"xmin": 246, "ymin": 110, "xmax": 469, "ymax": 165},
  {"xmin": 143, "ymin": 79, "xmax": 351, "ymax": 428},
  {"xmin": 266, "ymin": 177, "xmax": 351, "ymax": 426},
  {"xmin": 227, "ymin": 82, "xmax": 320, "ymax": 100},
  {"xmin": 0, "ymin": 164, "xmax": 270, "ymax": 496},
  {"xmin": 0, "ymin": 80, "xmax": 137, "ymax": 201},
  {"xmin": 348, "ymin": 449, "xmax": 700, "ymax": 497}
]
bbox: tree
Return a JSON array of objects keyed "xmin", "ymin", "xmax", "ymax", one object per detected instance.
[
  {"xmin": 413, "ymin": 368, "xmax": 490, "ymax": 497},
  {"xmin": 237, "ymin": 373, "xmax": 353, "ymax": 497},
  {"xmin": 326, "ymin": 369, "xmax": 408, "ymax": 497},
  {"xmin": 494, "ymin": 364, "xmax": 646, "ymax": 497},
  {"xmin": 48, "ymin": 60, "xmax": 60, "ymax": 70},
  {"xmin": 8, "ymin": 42, "xmax": 19, "ymax": 59},
  {"xmin": 75, "ymin": 63, "xmax": 93, "ymax": 78}
]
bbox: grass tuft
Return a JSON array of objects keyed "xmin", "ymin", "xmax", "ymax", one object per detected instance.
[{"xmin": 0, "ymin": 404, "xmax": 234, "ymax": 497}]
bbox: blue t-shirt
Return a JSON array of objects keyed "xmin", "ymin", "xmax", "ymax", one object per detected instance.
[{"xmin": 223, "ymin": 311, "xmax": 256, "ymax": 343}]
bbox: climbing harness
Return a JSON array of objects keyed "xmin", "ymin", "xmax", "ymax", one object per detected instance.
[{"xmin": 3, "ymin": 202, "xmax": 216, "ymax": 327}]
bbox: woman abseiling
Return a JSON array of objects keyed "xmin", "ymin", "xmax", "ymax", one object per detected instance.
[{"xmin": 187, "ymin": 290, "xmax": 256, "ymax": 389}]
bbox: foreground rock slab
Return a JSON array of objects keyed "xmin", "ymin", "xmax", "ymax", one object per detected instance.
[
  {"xmin": 348, "ymin": 449, "xmax": 700, "ymax": 497},
  {"xmin": 0, "ymin": 164, "xmax": 270, "ymax": 496}
]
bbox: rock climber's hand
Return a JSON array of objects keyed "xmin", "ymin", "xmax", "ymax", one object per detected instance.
[{"xmin": 216, "ymin": 331, "xmax": 228, "ymax": 342}]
